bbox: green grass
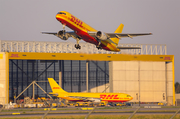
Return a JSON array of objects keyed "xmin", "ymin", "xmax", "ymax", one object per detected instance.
[
  {"xmin": 161, "ymin": 106, "xmax": 180, "ymax": 108},
  {"xmin": 2, "ymin": 115, "xmax": 180, "ymax": 119},
  {"xmin": 1, "ymin": 109, "xmax": 179, "ymax": 116},
  {"xmin": 3, "ymin": 105, "xmax": 180, "ymax": 112}
]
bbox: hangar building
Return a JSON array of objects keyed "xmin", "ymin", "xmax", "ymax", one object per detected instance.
[{"xmin": 0, "ymin": 40, "xmax": 175, "ymax": 105}]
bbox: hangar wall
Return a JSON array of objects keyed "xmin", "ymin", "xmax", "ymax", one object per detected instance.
[
  {"xmin": 0, "ymin": 51, "xmax": 175, "ymax": 105},
  {"xmin": 0, "ymin": 52, "xmax": 8, "ymax": 105},
  {"xmin": 109, "ymin": 61, "xmax": 173, "ymax": 105},
  {"xmin": 167, "ymin": 62, "xmax": 173, "ymax": 105},
  {"xmin": 0, "ymin": 41, "xmax": 175, "ymax": 105}
]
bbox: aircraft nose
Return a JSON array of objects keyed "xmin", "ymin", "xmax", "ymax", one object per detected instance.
[
  {"xmin": 130, "ymin": 97, "xmax": 133, "ymax": 100},
  {"xmin": 56, "ymin": 14, "xmax": 62, "ymax": 23},
  {"xmin": 56, "ymin": 14, "xmax": 60, "ymax": 20}
]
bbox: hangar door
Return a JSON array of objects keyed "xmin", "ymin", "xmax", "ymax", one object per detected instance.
[{"xmin": 109, "ymin": 61, "xmax": 173, "ymax": 105}]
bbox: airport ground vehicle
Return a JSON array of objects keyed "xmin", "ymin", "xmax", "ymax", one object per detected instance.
[
  {"xmin": 75, "ymin": 102, "xmax": 94, "ymax": 107},
  {"xmin": 99, "ymin": 101, "xmax": 107, "ymax": 106},
  {"xmin": 75, "ymin": 102, "xmax": 85, "ymax": 107},
  {"xmin": 109, "ymin": 102, "xmax": 131, "ymax": 106},
  {"xmin": 74, "ymin": 101, "xmax": 107, "ymax": 107}
]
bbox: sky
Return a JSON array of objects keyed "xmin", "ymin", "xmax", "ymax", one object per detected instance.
[{"xmin": 0, "ymin": 0, "xmax": 180, "ymax": 82}]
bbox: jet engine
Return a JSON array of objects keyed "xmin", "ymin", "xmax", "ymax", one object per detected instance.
[
  {"xmin": 57, "ymin": 30, "xmax": 70, "ymax": 40},
  {"xmin": 96, "ymin": 31, "xmax": 108, "ymax": 41}
]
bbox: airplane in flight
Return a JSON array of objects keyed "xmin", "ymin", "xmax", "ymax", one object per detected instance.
[
  {"xmin": 48, "ymin": 78, "xmax": 133, "ymax": 103},
  {"xmin": 42, "ymin": 11, "xmax": 152, "ymax": 52}
]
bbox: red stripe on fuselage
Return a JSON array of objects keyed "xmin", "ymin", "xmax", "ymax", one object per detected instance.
[
  {"xmin": 101, "ymin": 100, "xmax": 129, "ymax": 102},
  {"xmin": 68, "ymin": 99, "xmax": 129, "ymax": 103},
  {"xmin": 56, "ymin": 17, "xmax": 112, "ymax": 51}
]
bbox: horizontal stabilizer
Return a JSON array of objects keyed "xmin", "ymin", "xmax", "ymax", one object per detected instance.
[{"xmin": 117, "ymin": 46, "xmax": 141, "ymax": 49}]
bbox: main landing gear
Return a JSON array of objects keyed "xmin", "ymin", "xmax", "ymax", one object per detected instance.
[
  {"xmin": 96, "ymin": 45, "xmax": 102, "ymax": 50},
  {"xmin": 96, "ymin": 42, "xmax": 102, "ymax": 50},
  {"xmin": 75, "ymin": 38, "xmax": 81, "ymax": 49},
  {"xmin": 75, "ymin": 44, "xmax": 81, "ymax": 49}
]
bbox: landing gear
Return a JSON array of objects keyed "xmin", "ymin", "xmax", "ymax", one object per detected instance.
[
  {"xmin": 74, "ymin": 38, "xmax": 81, "ymax": 49},
  {"xmin": 75, "ymin": 44, "xmax": 81, "ymax": 49},
  {"xmin": 96, "ymin": 45, "xmax": 102, "ymax": 50},
  {"xmin": 96, "ymin": 42, "xmax": 102, "ymax": 50},
  {"xmin": 62, "ymin": 24, "xmax": 66, "ymax": 30}
]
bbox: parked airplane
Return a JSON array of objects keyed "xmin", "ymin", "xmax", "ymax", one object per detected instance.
[
  {"xmin": 48, "ymin": 78, "xmax": 133, "ymax": 103},
  {"xmin": 42, "ymin": 11, "xmax": 152, "ymax": 52}
]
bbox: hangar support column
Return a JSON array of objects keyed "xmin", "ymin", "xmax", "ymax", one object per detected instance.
[
  {"xmin": 59, "ymin": 60, "xmax": 62, "ymax": 87},
  {"xmin": 0, "ymin": 52, "xmax": 9, "ymax": 105},
  {"xmin": 86, "ymin": 61, "xmax": 89, "ymax": 92}
]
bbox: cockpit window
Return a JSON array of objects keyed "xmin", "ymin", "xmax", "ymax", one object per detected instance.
[
  {"xmin": 57, "ymin": 12, "xmax": 66, "ymax": 15},
  {"xmin": 127, "ymin": 95, "xmax": 131, "ymax": 97}
]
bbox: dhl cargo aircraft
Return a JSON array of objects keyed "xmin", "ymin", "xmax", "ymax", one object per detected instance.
[
  {"xmin": 42, "ymin": 11, "xmax": 152, "ymax": 52},
  {"xmin": 48, "ymin": 78, "xmax": 133, "ymax": 103}
]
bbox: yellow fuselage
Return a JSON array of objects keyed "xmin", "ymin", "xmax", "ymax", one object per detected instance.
[
  {"xmin": 56, "ymin": 11, "xmax": 120, "ymax": 52},
  {"xmin": 57, "ymin": 92, "xmax": 133, "ymax": 102}
]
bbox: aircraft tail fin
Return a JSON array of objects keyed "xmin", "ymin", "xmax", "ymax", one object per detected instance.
[
  {"xmin": 114, "ymin": 23, "xmax": 124, "ymax": 33},
  {"xmin": 111, "ymin": 23, "xmax": 124, "ymax": 45},
  {"xmin": 48, "ymin": 78, "xmax": 67, "ymax": 93}
]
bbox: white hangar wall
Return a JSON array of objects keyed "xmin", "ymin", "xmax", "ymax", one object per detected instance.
[
  {"xmin": 0, "ymin": 52, "xmax": 9, "ymax": 105},
  {"xmin": 109, "ymin": 61, "xmax": 173, "ymax": 105}
]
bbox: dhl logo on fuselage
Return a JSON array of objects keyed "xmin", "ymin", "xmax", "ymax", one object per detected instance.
[
  {"xmin": 100, "ymin": 94, "xmax": 122, "ymax": 100},
  {"xmin": 70, "ymin": 15, "xmax": 83, "ymax": 28},
  {"xmin": 53, "ymin": 87, "xmax": 60, "ymax": 89}
]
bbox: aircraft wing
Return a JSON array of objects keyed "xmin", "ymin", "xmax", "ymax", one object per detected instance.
[
  {"xmin": 106, "ymin": 33, "xmax": 152, "ymax": 38},
  {"xmin": 42, "ymin": 32, "xmax": 57, "ymax": 35},
  {"xmin": 69, "ymin": 96, "xmax": 101, "ymax": 102},
  {"xmin": 42, "ymin": 31, "xmax": 80, "ymax": 39},
  {"xmin": 117, "ymin": 46, "xmax": 141, "ymax": 49},
  {"xmin": 88, "ymin": 32, "xmax": 152, "ymax": 39}
]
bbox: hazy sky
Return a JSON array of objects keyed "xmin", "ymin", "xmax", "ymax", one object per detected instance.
[{"xmin": 0, "ymin": 0, "xmax": 180, "ymax": 81}]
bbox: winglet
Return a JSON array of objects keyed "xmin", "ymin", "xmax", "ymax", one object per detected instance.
[{"xmin": 48, "ymin": 78, "xmax": 67, "ymax": 93}]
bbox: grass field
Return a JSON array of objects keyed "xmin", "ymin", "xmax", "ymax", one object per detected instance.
[
  {"xmin": 2, "ymin": 106, "xmax": 180, "ymax": 112},
  {"xmin": 2, "ymin": 115, "xmax": 180, "ymax": 119}
]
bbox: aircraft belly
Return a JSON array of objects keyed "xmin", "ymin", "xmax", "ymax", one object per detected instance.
[
  {"xmin": 75, "ymin": 30, "xmax": 98, "ymax": 45},
  {"xmin": 82, "ymin": 37, "xmax": 98, "ymax": 45}
]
